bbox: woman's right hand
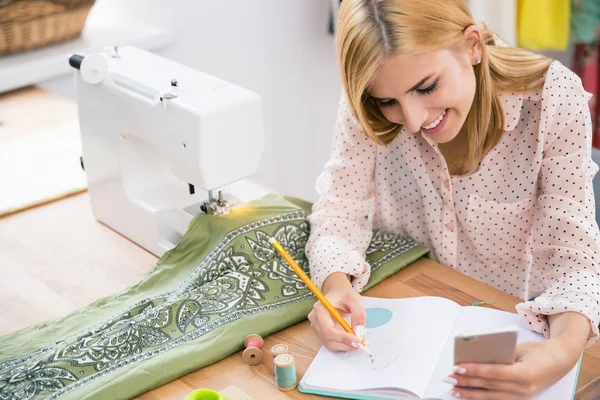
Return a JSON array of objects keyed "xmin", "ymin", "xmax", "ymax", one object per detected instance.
[{"xmin": 308, "ymin": 272, "xmax": 366, "ymax": 352}]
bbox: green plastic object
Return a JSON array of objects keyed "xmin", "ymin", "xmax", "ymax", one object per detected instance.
[{"xmin": 184, "ymin": 389, "xmax": 230, "ymax": 400}]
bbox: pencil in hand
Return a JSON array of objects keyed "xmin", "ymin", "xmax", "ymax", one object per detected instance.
[{"xmin": 268, "ymin": 237, "xmax": 369, "ymax": 351}]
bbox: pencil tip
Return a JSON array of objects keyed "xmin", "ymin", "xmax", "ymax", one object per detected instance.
[{"xmin": 360, "ymin": 344, "xmax": 371, "ymax": 355}]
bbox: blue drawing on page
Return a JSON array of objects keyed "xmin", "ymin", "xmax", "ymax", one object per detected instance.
[{"xmin": 365, "ymin": 307, "xmax": 393, "ymax": 329}]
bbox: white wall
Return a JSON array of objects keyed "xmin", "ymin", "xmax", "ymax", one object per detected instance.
[
  {"xmin": 467, "ymin": 0, "xmax": 517, "ymax": 46},
  {"xmin": 157, "ymin": 1, "xmax": 342, "ymax": 202}
]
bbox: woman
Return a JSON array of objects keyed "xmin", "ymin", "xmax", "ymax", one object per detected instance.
[{"xmin": 306, "ymin": 0, "xmax": 600, "ymax": 398}]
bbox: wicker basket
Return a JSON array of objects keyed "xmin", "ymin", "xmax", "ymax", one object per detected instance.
[{"xmin": 0, "ymin": 0, "xmax": 96, "ymax": 55}]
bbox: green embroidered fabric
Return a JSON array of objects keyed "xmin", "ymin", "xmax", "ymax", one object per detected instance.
[{"xmin": 0, "ymin": 195, "xmax": 433, "ymax": 400}]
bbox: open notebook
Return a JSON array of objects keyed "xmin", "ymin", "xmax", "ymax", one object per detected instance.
[{"xmin": 299, "ymin": 296, "xmax": 581, "ymax": 400}]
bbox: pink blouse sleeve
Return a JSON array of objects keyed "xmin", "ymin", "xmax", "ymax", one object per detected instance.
[
  {"xmin": 516, "ymin": 65, "xmax": 600, "ymax": 347},
  {"xmin": 306, "ymin": 92, "xmax": 377, "ymax": 291}
]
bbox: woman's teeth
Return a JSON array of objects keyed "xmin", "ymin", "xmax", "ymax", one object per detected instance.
[{"xmin": 422, "ymin": 110, "xmax": 446, "ymax": 130}]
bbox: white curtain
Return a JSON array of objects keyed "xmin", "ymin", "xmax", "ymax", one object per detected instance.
[{"xmin": 466, "ymin": 0, "xmax": 517, "ymax": 46}]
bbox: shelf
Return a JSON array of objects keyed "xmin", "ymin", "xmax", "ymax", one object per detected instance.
[{"xmin": 0, "ymin": 20, "xmax": 174, "ymax": 94}]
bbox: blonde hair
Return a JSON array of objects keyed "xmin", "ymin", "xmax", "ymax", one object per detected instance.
[{"xmin": 336, "ymin": 0, "xmax": 552, "ymax": 174}]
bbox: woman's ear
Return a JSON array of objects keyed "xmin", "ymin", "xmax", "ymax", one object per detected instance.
[{"xmin": 464, "ymin": 25, "xmax": 482, "ymax": 65}]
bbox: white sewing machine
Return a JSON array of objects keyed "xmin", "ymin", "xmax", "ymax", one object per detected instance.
[{"xmin": 69, "ymin": 46, "xmax": 269, "ymax": 257}]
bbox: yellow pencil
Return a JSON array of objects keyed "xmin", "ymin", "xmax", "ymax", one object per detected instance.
[{"xmin": 268, "ymin": 237, "xmax": 368, "ymax": 350}]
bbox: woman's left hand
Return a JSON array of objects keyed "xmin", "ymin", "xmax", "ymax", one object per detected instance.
[{"xmin": 447, "ymin": 338, "xmax": 581, "ymax": 399}]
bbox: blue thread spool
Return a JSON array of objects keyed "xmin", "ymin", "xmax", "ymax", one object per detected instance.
[
  {"xmin": 271, "ymin": 343, "xmax": 290, "ymax": 373},
  {"xmin": 274, "ymin": 353, "xmax": 297, "ymax": 391}
]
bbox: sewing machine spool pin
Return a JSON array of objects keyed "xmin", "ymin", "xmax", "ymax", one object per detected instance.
[
  {"xmin": 108, "ymin": 46, "xmax": 120, "ymax": 59},
  {"xmin": 160, "ymin": 92, "xmax": 178, "ymax": 111}
]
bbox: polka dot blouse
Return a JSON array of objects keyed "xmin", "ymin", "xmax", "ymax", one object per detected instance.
[{"xmin": 306, "ymin": 61, "xmax": 600, "ymax": 347}]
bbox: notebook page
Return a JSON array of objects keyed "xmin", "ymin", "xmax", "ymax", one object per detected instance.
[
  {"xmin": 303, "ymin": 296, "xmax": 461, "ymax": 396},
  {"xmin": 423, "ymin": 306, "xmax": 580, "ymax": 399}
]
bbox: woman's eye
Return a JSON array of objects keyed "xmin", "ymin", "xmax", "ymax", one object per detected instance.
[
  {"xmin": 377, "ymin": 99, "xmax": 397, "ymax": 108},
  {"xmin": 417, "ymin": 80, "xmax": 438, "ymax": 95}
]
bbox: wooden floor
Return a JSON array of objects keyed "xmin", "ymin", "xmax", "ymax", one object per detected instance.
[
  {"xmin": 0, "ymin": 87, "xmax": 77, "ymax": 144},
  {"xmin": 0, "ymin": 193, "xmax": 158, "ymax": 336}
]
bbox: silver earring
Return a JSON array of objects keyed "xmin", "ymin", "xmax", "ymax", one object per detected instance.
[{"xmin": 475, "ymin": 58, "xmax": 481, "ymax": 65}]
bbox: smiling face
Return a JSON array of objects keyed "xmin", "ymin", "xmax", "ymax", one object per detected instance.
[{"xmin": 368, "ymin": 48, "xmax": 477, "ymax": 144}]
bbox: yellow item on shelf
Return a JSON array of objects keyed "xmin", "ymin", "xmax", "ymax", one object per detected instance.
[{"xmin": 517, "ymin": 0, "xmax": 570, "ymax": 51}]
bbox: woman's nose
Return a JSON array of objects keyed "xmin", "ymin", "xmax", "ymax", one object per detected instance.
[{"xmin": 400, "ymin": 101, "xmax": 427, "ymax": 133}]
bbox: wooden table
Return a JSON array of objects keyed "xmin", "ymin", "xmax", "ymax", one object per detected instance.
[
  {"xmin": 134, "ymin": 256, "xmax": 600, "ymax": 400},
  {"xmin": 1, "ymin": 87, "xmax": 599, "ymax": 400}
]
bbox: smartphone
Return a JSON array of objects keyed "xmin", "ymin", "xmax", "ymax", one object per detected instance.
[{"xmin": 454, "ymin": 326, "xmax": 518, "ymax": 365}]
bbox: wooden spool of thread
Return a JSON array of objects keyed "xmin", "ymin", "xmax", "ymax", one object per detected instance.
[
  {"xmin": 270, "ymin": 343, "xmax": 290, "ymax": 373},
  {"xmin": 274, "ymin": 353, "xmax": 297, "ymax": 391},
  {"xmin": 271, "ymin": 343, "xmax": 289, "ymax": 359},
  {"xmin": 242, "ymin": 334, "xmax": 264, "ymax": 366}
]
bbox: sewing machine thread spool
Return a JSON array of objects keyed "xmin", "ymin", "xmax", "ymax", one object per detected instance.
[
  {"xmin": 270, "ymin": 344, "xmax": 290, "ymax": 373},
  {"xmin": 274, "ymin": 354, "xmax": 297, "ymax": 391},
  {"xmin": 242, "ymin": 334, "xmax": 264, "ymax": 366}
]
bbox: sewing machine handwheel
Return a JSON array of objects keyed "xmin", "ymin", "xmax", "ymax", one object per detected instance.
[
  {"xmin": 80, "ymin": 54, "xmax": 107, "ymax": 84},
  {"xmin": 69, "ymin": 54, "xmax": 84, "ymax": 70}
]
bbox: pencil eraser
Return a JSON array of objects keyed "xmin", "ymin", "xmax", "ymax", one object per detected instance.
[{"xmin": 268, "ymin": 237, "xmax": 275, "ymax": 244}]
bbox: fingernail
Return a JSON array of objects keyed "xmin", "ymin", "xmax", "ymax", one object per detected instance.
[
  {"xmin": 442, "ymin": 377, "xmax": 458, "ymax": 385},
  {"xmin": 355, "ymin": 325, "xmax": 365, "ymax": 339},
  {"xmin": 451, "ymin": 390, "xmax": 461, "ymax": 398},
  {"xmin": 454, "ymin": 366, "xmax": 467, "ymax": 375},
  {"xmin": 351, "ymin": 342, "xmax": 359, "ymax": 349}
]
